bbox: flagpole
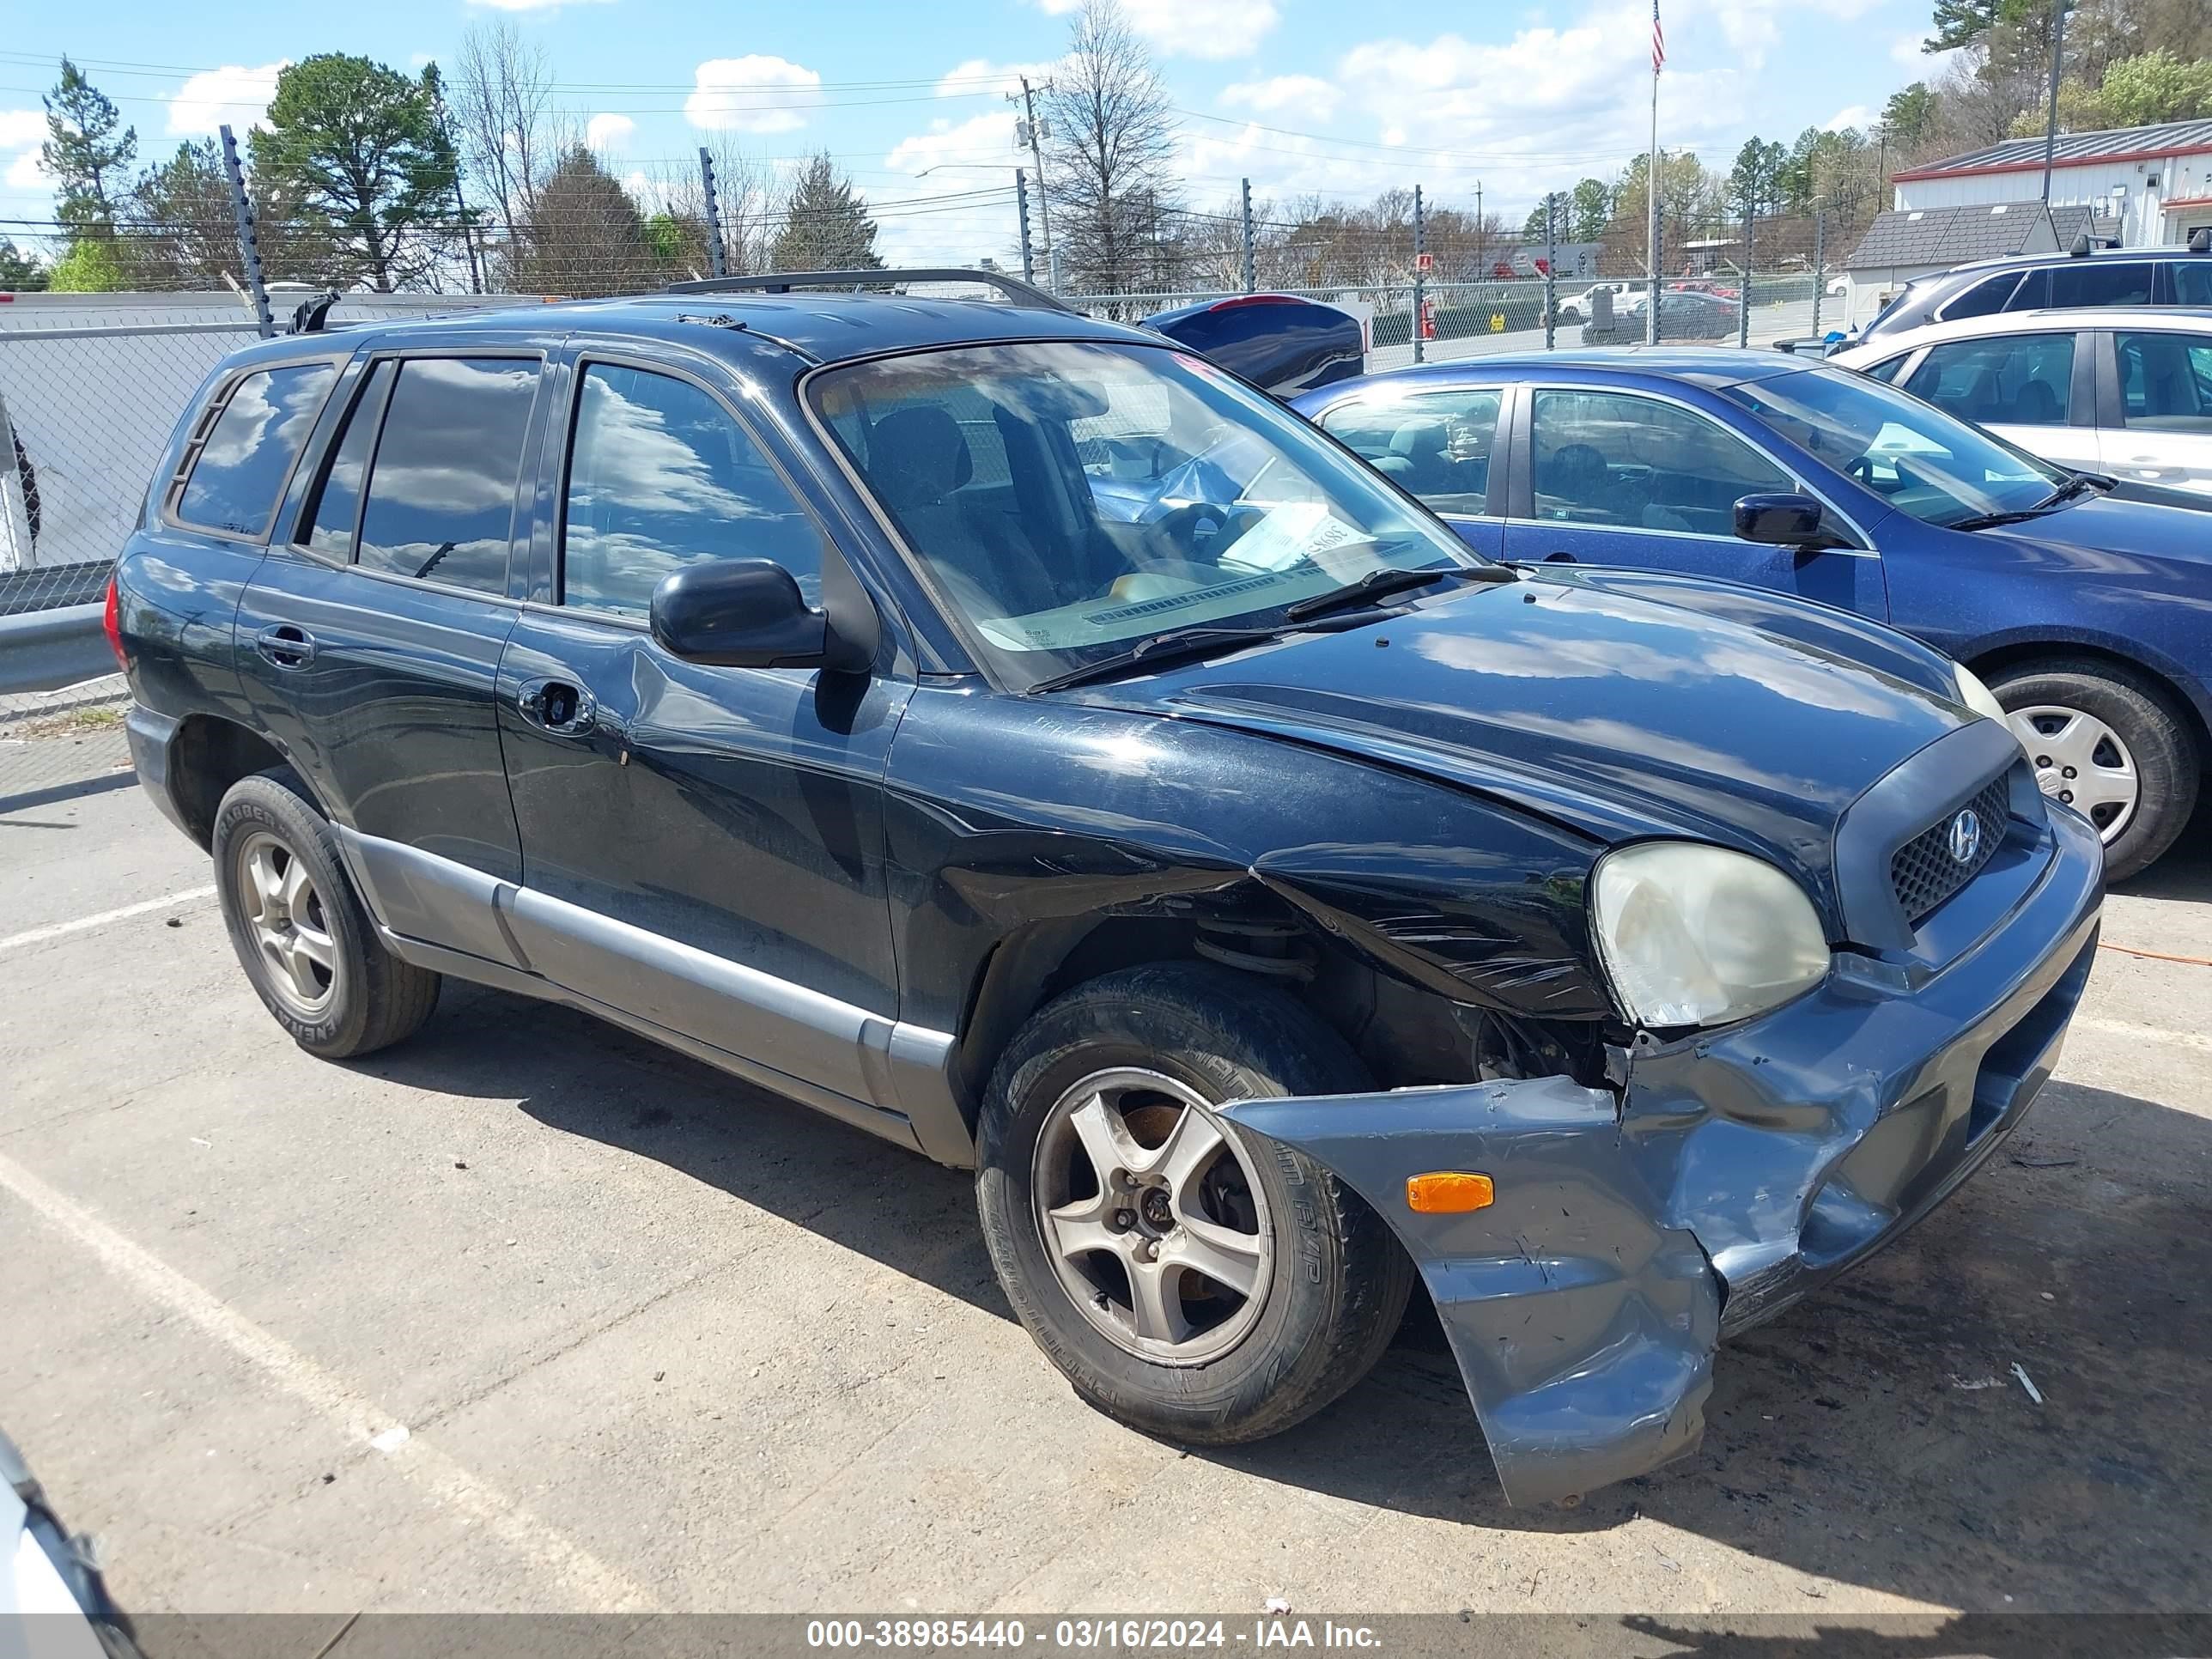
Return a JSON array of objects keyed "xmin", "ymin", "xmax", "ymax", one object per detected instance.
[{"xmin": 1646, "ymin": 0, "xmax": 1661, "ymax": 345}]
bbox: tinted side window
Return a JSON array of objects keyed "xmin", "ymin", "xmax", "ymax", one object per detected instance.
[
  {"xmin": 2002, "ymin": 268, "xmax": 2049, "ymax": 311},
  {"xmin": 2115, "ymin": 332, "xmax": 2212, "ymax": 430},
  {"xmin": 1905, "ymin": 332, "xmax": 2074, "ymax": 426},
  {"xmin": 1863, "ymin": 355, "xmax": 1910, "ymax": 384},
  {"xmin": 176, "ymin": 363, "xmax": 335, "ymax": 536},
  {"xmin": 1937, "ymin": 274, "xmax": 2021, "ymax": 322},
  {"xmin": 1319, "ymin": 389, "xmax": 1502, "ymax": 514},
  {"xmin": 2176, "ymin": 263, "xmax": 2212, "ymax": 307},
  {"xmin": 2048, "ymin": 261, "xmax": 2154, "ymax": 308},
  {"xmin": 356, "ymin": 357, "xmax": 538, "ymax": 595},
  {"xmin": 1531, "ymin": 389, "xmax": 1792, "ymax": 535},
  {"xmin": 303, "ymin": 361, "xmax": 395, "ymax": 559},
  {"xmin": 562, "ymin": 362, "xmax": 824, "ymax": 617}
]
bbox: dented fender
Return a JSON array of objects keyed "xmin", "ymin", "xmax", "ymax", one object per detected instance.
[{"xmin": 1224, "ymin": 1077, "xmax": 1722, "ymax": 1508}]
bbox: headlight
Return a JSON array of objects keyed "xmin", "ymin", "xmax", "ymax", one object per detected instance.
[
  {"xmin": 1954, "ymin": 662, "xmax": 2008, "ymax": 726},
  {"xmin": 1591, "ymin": 843, "xmax": 1832, "ymax": 1029}
]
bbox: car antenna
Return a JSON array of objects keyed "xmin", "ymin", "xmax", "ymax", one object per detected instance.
[
  {"xmin": 2069, "ymin": 232, "xmax": 2094, "ymax": 258},
  {"xmin": 287, "ymin": 290, "xmax": 343, "ymax": 334},
  {"xmin": 2191, "ymin": 228, "xmax": 2211, "ymax": 254}
]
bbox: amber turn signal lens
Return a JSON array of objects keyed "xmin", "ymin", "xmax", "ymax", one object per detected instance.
[{"xmin": 1405, "ymin": 1171, "xmax": 1494, "ymax": 1213}]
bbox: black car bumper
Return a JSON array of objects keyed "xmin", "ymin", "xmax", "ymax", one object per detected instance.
[{"xmin": 1225, "ymin": 804, "xmax": 2104, "ymax": 1507}]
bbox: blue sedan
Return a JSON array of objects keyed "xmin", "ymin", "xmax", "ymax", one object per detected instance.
[{"xmin": 1293, "ymin": 349, "xmax": 2211, "ymax": 878}]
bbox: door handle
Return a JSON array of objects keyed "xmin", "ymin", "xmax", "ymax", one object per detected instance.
[
  {"xmin": 253, "ymin": 623, "xmax": 315, "ymax": 669},
  {"xmin": 518, "ymin": 678, "xmax": 597, "ymax": 736}
]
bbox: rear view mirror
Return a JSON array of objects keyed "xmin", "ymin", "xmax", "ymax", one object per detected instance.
[
  {"xmin": 1734, "ymin": 492, "xmax": 1844, "ymax": 550},
  {"xmin": 650, "ymin": 559, "xmax": 868, "ymax": 672}
]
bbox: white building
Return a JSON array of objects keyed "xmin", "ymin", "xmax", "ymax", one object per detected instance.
[{"xmin": 1889, "ymin": 118, "xmax": 2212, "ymax": 249}]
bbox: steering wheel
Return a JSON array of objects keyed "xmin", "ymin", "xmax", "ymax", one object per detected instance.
[{"xmin": 1142, "ymin": 501, "xmax": 1265, "ymax": 562}]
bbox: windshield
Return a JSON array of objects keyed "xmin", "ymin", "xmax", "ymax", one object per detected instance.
[
  {"xmin": 810, "ymin": 340, "xmax": 1479, "ymax": 686},
  {"xmin": 1723, "ymin": 366, "xmax": 2061, "ymax": 529}
]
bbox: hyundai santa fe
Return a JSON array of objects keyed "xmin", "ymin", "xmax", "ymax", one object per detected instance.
[{"xmin": 109, "ymin": 274, "xmax": 2104, "ymax": 1506}]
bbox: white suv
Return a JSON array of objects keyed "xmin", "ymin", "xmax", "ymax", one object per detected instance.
[{"xmin": 1833, "ymin": 307, "xmax": 2212, "ymax": 497}]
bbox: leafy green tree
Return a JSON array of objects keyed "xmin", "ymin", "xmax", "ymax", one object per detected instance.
[
  {"xmin": 248, "ymin": 54, "xmax": 459, "ymax": 292},
  {"xmin": 1729, "ymin": 137, "xmax": 1790, "ymax": 221},
  {"xmin": 1882, "ymin": 82, "xmax": 1943, "ymax": 150},
  {"xmin": 511, "ymin": 146, "xmax": 653, "ymax": 296},
  {"xmin": 46, "ymin": 237, "xmax": 125, "ymax": 291},
  {"xmin": 2024, "ymin": 46, "xmax": 2212, "ymax": 131},
  {"xmin": 41, "ymin": 57, "xmax": 137, "ymax": 238},
  {"xmin": 0, "ymin": 241, "xmax": 48, "ymax": 290},
  {"xmin": 1570, "ymin": 178, "xmax": 1613, "ymax": 242},
  {"xmin": 771, "ymin": 153, "xmax": 881, "ymax": 271}
]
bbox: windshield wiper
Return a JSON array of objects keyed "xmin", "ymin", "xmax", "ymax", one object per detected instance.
[
  {"xmin": 1023, "ymin": 625, "xmax": 1290, "ymax": 695},
  {"xmin": 1950, "ymin": 471, "xmax": 2113, "ymax": 532},
  {"xmin": 1281, "ymin": 562, "xmax": 1516, "ymax": 623}
]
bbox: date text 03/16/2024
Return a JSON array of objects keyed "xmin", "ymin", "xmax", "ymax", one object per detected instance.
[{"xmin": 804, "ymin": 1620, "xmax": 1385, "ymax": 1650}]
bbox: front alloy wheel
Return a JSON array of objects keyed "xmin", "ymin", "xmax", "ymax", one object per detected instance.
[{"xmin": 1033, "ymin": 1067, "xmax": 1273, "ymax": 1365}]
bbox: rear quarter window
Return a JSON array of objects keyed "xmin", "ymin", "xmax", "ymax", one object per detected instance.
[{"xmin": 174, "ymin": 363, "xmax": 337, "ymax": 537}]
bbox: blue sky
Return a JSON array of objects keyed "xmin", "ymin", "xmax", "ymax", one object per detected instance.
[{"xmin": 0, "ymin": 0, "xmax": 1953, "ymax": 264}]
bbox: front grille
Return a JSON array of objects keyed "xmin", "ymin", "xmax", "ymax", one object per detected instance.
[{"xmin": 1890, "ymin": 774, "xmax": 2011, "ymax": 925}]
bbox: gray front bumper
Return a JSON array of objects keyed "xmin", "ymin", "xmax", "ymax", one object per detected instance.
[{"xmin": 1225, "ymin": 804, "xmax": 2106, "ymax": 1507}]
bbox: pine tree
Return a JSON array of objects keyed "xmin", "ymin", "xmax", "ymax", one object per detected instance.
[
  {"xmin": 41, "ymin": 57, "xmax": 137, "ymax": 239},
  {"xmin": 770, "ymin": 154, "xmax": 881, "ymax": 271}
]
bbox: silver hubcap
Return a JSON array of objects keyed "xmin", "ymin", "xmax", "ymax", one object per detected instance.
[
  {"xmin": 2009, "ymin": 704, "xmax": 2139, "ymax": 842},
  {"xmin": 235, "ymin": 831, "xmax": 338, "ymax": 1017},
  {"xmin": 1031, "ymin": 1068, "xmax": 1273, "ymax": 1366}
]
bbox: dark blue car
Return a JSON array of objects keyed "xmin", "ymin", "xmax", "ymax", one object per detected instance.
[{"xmin": 1294, "ymin": 349, "xmax": 2210, "ymax": 878}]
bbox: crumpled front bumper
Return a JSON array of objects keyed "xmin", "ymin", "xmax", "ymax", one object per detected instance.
[{"xmin": 1224, "ymin": 805, "xmax": 2105, "ymax": 1507}]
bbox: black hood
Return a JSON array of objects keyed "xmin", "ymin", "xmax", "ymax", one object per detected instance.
[{"xmin": 1084, "ymin": 574, "xmax": 1974, "ymax": 924}]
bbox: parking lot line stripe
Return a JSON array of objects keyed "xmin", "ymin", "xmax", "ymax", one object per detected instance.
[
  {"xmin": 0, "ymin": 1147, "xmax": 659, "ymax": 1613},
  {"xmin": 0, "ymin": 885, "xmax": 216, "ymax": 956},
  {"xmin": 2074, "ymin": 1015, "xmax": 2212, "ymax": 1056}
]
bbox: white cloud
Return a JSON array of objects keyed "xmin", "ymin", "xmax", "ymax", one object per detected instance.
[
  {"xmin": 465, "ymin": 0, "xmax": 611, "ymax": 13},
  {"xmin": 586, "ymin": 112, "xmax": 635, "ymax": 152},
  {"xmin": 0, "ymin": 110, "xmax": 43, "ymax": 149},
  {"xmin": 936, "ymin": 57, "xmax": 1064, "ymax": 98},
  {"xmin": 1891, "ymin": 29, "xmax": 1937, "ymax": 67},
  {"xmin": 6, "ymin": 149, "xmax": 46, "ymax": 191},
  {"xmin": 878, "ymin": 110, "xmax": 1032, "ymax": 264},
  {"xmin": 1030, "ymin": 0, "xmax": 1277, "ymax": 58},
  {"xmin": 1825, "ymin": 104, "xmax": 1872, "ymax": 132},
  {"xmin": 1221, "ymin": 75, "xmax": 1341, "ymax": 120},
  {"xmin": 166, "ymin": 62, "xmax": 287, "ymax": 137},
  {"xmin": 684, "ymin": 56, "xmax": 823, "ymax": 133}
]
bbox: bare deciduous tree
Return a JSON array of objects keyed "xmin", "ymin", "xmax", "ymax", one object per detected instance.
[
  {"xmin": 453, "ymin": 21, "xmax": 557, "ymax": 250},
  {"xmin": 1042, "ymin": 0, "xmax": 1180, "ymax": 295}
]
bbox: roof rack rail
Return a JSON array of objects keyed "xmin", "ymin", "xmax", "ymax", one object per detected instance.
[{"xmin": 664, "ymin": 267, "xmax": 1074, "ymax": 314}]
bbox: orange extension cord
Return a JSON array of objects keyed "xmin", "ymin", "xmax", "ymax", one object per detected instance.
[{"xmin": 2100, "ymin": 941, "xmax": 2212, "ymax": 968}]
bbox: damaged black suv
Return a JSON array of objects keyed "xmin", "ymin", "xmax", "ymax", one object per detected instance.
[{"xmin": 113, "ymin": 272, "xmax": 2103, "ymax": 1506}]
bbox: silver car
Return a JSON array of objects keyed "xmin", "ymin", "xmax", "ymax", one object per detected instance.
[{"xmin": 1832, "ymin": 307, "xmax": 2212, "ymax": 497}]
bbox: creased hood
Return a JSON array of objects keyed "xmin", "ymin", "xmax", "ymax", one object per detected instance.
[{"xmin": 1116, "ymin": 576, "xmax": 1973, "ymax": 921}]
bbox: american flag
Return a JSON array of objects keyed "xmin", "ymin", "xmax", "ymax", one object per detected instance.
[{"xmin": 1652, "ymin": 0, "xmax": 1666, "ymax": 74}]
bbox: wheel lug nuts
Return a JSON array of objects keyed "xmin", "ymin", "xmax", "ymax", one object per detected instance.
[
  {"xmin": 2062, "ymin": 766, "xmax": 2076, "ymax": 778},
  {"xmin": 2060, "ymin": 790, "xmax": 2074, "ymax": 803},
  {"xmin": 2036, "ymin": 755, "xmax": 2051, "ymax": 768},
  {"xmin": 1111, "ymin": 1209, "xmax": 1134, "ymax": 1231}
]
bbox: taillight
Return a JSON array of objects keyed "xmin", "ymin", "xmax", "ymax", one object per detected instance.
[{"xmin": 102, "ymin": 571, "xmax": 127, "ymax": 672}]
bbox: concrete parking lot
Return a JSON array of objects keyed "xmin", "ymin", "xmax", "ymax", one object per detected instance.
[{"xmin": 2, "ymin": 746, "xmax": 2207, "ymax": 1624}]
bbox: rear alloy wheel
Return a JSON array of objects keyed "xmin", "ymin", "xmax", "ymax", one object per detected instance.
[
  {"xmin": 977, "ymin": 963, "xmax": 1413, "ymax": 1446},
  {"xmin": 1989, "ymin": 659, "xmax": 2200, "ymax": 882},
  {"xmin": 212, "ymin": 768, "xmax": 441, "ymax": 1058}
]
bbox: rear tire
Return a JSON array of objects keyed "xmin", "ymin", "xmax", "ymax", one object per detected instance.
[
  {"xmin": 211, "ymin": 768, "xmax": 440, "ymax": 1058},
  {"xmin": 975, "ymin": 963, "xmax": 1413, "ymax": 1446},
  {"xmin": 1987, "ymin": 658, "xmax": 2198, "ymax": 881}
]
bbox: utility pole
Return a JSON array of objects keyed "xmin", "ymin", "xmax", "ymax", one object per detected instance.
[
  {"xmin": 1739, "ymin": 189, "xmax": 1753, "ymax": 349},
  {"xmin": 1412, "ymin": 184, "xmax": 1427, "ymax": 365},
  {"xmin": 1646, "ymin": 0, "xmax": 1662, "ymax": 346},
  {"xmin": 1240, "ymin": 177, "xmax": 1256, "ymax": 294},
  {"xmin": 1015, "ymin": 167, "xmax": 1036, "ymax": 283},
  {"xmin": 2039, "ymin": 0, "xmax": 2068, "ymax": 204},
  {"xmin": 1474, "ymin": 178, "xmax": 1484, "ymax": 270},
  {"xmin": 1811, "ymin": 206, "xmax": 1825, "ymax": 337},
  {"xmin": 699, "ymin": 148, "xmax": 728, "ymax": 279},
  {"xmin": 1014, "ymin": 77, "xmax": 1055, "ymax": 290},
  {"xmin": 218, "ymin": 125, "xmax": 273, "ymax": 338}
]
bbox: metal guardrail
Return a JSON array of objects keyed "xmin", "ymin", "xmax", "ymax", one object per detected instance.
[{"xmin": 0, "ymin": 603, "xmax": 108, "ymax": 696}]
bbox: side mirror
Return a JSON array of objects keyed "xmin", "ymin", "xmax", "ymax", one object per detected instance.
[
  {"xmin": 649, "ymin": 559, "xmax": 867, "ymax": 672},
  {"xmin": 1734, "ymin": 492, "xmax": 1843, "ymax": 550}
]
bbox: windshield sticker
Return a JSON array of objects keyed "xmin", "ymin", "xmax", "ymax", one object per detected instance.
[{"xmin": 1219, "ymin": 501, "xmax": 1379, "ymax": 580}]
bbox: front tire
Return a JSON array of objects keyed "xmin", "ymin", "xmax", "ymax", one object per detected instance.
[
  {"xmin": 975, "ymin": 963, "xmax": 1413, "ymax": 1445},
  {"xmin": 1988, "ymin": 659, "xmax": 2199, "ymax": 881},
  {"xmin": 211, "ymin": 769, "xmax": 441, "ymax": 1058}
]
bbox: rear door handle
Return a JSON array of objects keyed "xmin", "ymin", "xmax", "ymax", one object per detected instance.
[
  {"xmin": 253, "ymin": 624, "xmax": 316, "ymax": 669},
  {"xmin": 517, "ymin": 678, "xmax": 597, "ymax": 737}
]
